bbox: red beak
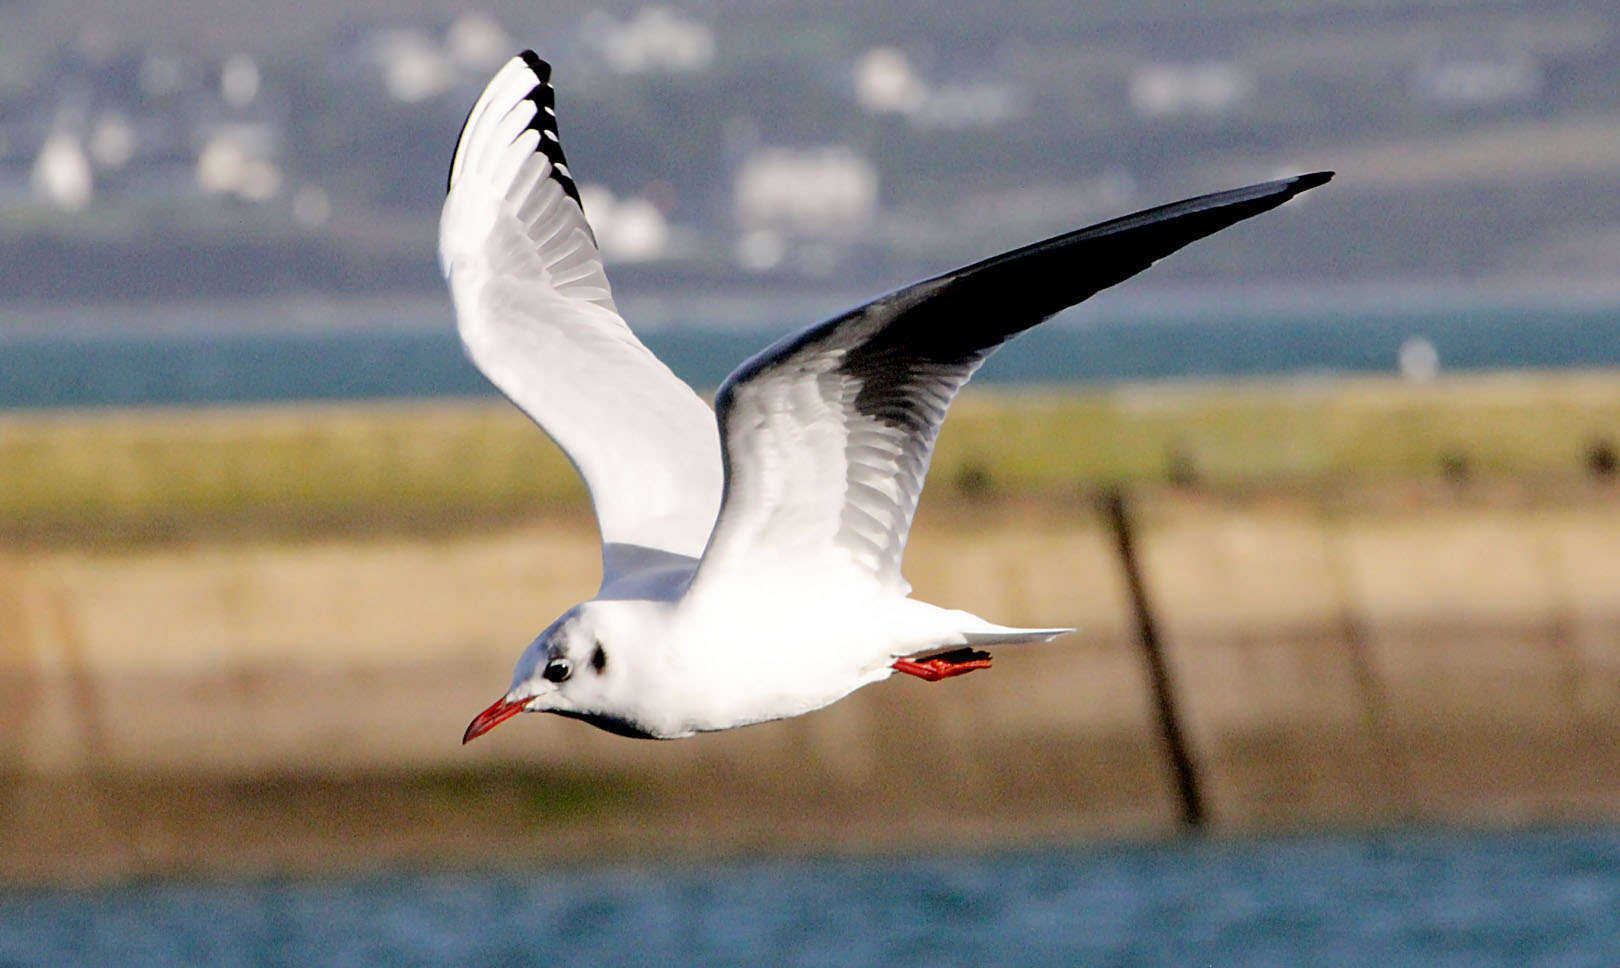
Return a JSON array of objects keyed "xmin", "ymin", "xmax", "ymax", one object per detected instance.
[{"xmin": 463, "ymin": 695, "xmax": 529, "ymax": 744}]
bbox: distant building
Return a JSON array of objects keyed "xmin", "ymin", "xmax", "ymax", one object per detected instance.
[
  {"xmin": 362, "ymin": 27, "xmax": 455, "ymax": 103},
  {"xmin": 581, "ymin": 7, "xmax": 715, "ymax": 75},
  {"xmin": 220, "ymin": 54, "xmax": 261, "ymax": 110},
  {"xmin": 445, "ymin": 12, "xmax": 512, "ymax": 72},
  {"xmin": 1398, "ymin": 337, "xmax": 1440, "ymax": 382},
  {"xmin": 88, "ymin": 113, "xmax": 136, "ymax": 170},
  {"xmin": 908, "ymin": 82, "xmax": 1018, "ymax": 130},
  {"xmin": 733, "ymin": 147, "xmax": 877, "ymax": 237},
  {"xmin": 32, "ymin": 130, "xmax": 93, "ymax": 210},
  {"xmin": 578, "ymin": 184, "xmax": 671, "ymax": 263},
  {"xmin": 1129, "ymin": 62, "xmax": 1253, "ymax": 119},
  {"xmin": 194, "ymin": 122, "xmax": 282, "ymax": 202},
  {"xmin": 853, "ymin": 47, "xmax": 1019, "ymax": 130},
  {"xmin": 1412, "ymin": 49, "xmax": 1541, "ymax": 110},
  {"xmin": 854, "ymin": 48, "xmax": 927, "ymax": 115}
]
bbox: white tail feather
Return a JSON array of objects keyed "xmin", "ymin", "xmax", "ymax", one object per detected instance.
[{"xmin": 961, "ymin": 626, "xmax": 1074, "ymax": 646}]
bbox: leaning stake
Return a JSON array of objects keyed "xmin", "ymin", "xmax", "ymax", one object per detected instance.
[{"xmin": 1102, "ymin": 486, "xmax": 1206, "ymax": 830}]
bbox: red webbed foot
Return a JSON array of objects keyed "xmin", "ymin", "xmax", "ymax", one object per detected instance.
[{"xmin": 892, "ymin": 648, "xmax": 992, "ymax": 681}]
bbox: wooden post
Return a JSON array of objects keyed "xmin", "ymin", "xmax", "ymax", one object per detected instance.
[
  {"xmin": 1101, "ymin": 486, "xmax": 1206, "ymax": 830},
  {"xmin": 1317, "ymin": 498, "xmax": 1415, "ymax": 817}
]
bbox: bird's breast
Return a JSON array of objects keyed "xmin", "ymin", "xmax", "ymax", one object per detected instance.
[{"xmin": 654, "ymin": 595, "xmax": 901, "ymax": 733}]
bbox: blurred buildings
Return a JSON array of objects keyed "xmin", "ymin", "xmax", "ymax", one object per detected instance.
[
  {"xmin": 733, "ymin": 146, "xmax": 877, "ymax": 273},
  {"xmin": 0, "ymin": 0, "xmax": 1617, "ymax": 302}
]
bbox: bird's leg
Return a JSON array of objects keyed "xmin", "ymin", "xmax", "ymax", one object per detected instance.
[{"xmin": 892, "ymin": 648, "xmax": 992, "ymax": 682}]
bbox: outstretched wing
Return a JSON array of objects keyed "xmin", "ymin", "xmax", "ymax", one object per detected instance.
[
  {"xmin": 440, "ymin": 52, "xmax": 722, "ymax": 590},
  {"xmin": 693, "ymin": 172, "xmax": 1333, "ymax": 594}
]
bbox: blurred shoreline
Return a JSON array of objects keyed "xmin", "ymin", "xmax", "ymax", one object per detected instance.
[
  {"xmin": 5, "ymin": 492, "xmax": 1619, "ymax": 887},
  {"xmin": 4, "ymin": 379, "xmax": 1620, "ymax": 886}
]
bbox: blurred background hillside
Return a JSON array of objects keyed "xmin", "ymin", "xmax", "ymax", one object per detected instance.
[{"xmin": 4, "ymin": 1, "xmax": 1620, "ymax": 965}]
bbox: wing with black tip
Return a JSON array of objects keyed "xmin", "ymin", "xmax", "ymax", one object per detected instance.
[
  {"xmin": 440, "ymin": 52, "xmax": 723, "ymax": 590},
  {"xmin": 693, "ymin": 173, "xmax": 1334, "ymax": 594}
]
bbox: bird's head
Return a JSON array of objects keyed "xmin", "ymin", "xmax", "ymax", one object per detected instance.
[{"xmin": 463, "ymin": 601, "xmax": 649, "ymax": 742}]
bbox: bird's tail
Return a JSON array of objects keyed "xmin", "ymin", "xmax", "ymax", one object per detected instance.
[{"xmin": 960, "ymin": 625, "xmax": 1074, "ymax": 646}]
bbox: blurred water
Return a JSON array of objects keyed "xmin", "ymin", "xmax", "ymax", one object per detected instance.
[
  {"xmin": 2, "ymin": 297, "xmax": 1618, "ymax": 409},
  {"xmin": 2, "ymin": 827, "xmax": 1617, "ymax": 967}
]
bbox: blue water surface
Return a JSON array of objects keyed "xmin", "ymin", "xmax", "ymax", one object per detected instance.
[
  {"xmin": 3, "ymin": 296, "xmax": 1618, "ymax": 409},
  {"xmin": 3, "ymin": 827, "xmax": 1618, "ymax": 967}
]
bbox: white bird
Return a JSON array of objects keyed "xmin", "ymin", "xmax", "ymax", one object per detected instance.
[{"xmin": 446, "ymin": 51, "xmax": 1331, "ymax": 741}]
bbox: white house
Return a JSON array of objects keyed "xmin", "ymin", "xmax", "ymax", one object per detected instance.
[{"xmin": 733, "ymin": 147, "xmax": 877, "ymax": 236}]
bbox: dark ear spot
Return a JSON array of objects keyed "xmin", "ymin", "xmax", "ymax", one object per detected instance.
[{"xmin": 590, "ymin": 643, "xmax": 607, "ymax": 674}]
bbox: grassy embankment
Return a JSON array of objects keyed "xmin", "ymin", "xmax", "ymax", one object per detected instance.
[{"xmin": 4, "ymin": 371, "xmax": 1620, "ymax": 546}]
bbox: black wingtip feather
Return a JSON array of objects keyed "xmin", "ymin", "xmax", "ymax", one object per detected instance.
[
  {"xmin": 515, "ymin": 56, "xmax": 581, "ymax": 209},
  {"xmin": 446, "ymin": 49, "xmax": 584, "ymax": 209},
  {"xmin": 518, "ymin": 49, "xmax": 550, "ymax": 82},
  {"xmin": 523, "ymin": 81, "xmax": 556, "ymax": 111},
  {"xmin": 1294, "ymin": 170, "xmax": 1335, "ymax": 190}
]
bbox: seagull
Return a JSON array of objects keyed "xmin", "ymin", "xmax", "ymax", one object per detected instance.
[{"xmin": 446, "ymin": 51, "xmax": 1331, "ymax": 742}]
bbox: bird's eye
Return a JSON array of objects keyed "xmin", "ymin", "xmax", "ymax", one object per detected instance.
[{"xmin": 543, "ymin": 658, "xmax": 572, "ymax": 683}]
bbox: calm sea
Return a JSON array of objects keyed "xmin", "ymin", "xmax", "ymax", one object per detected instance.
[
  {"xmin": 2, "ymin": 292, "xmax": 1617, "ymax": 409},
  {"xmin": 2, "ymin": 827, "xmax": 1617, "ymax": 967}
]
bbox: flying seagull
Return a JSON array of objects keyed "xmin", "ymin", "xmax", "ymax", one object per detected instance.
[{"xmin": 446, "ymin": 51, "xmax": 1331, "ymax": 741}]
